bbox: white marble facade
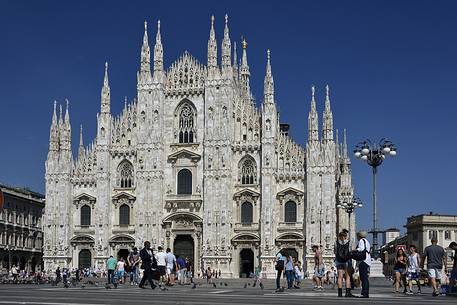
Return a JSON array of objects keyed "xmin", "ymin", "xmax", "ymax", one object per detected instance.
[{"xmin": 43, "ymin": 16, "xmax": 355, "ymax": 278}]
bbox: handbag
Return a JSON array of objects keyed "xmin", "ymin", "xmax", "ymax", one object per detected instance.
[{"xmin": 351, "ymin": 239, "xmax": 368, "ymax": 261}]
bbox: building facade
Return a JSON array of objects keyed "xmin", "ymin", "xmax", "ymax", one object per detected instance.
[
  {"xmin": 383, "ymin": 228, "xmax": 400, "ymax": 245},
  {"xmin": 43, "ymin": 16, "xmax": 355, "ymax": 278},
  {"xmin": 381, "ymin": 213, "xmax": 457, "ymax": 276},
  {"xmin": 0, "ymin": 184, "xmax": 45, "ymax": 272}
]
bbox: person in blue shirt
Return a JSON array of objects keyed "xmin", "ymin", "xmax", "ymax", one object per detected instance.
[
  {"xmin": 106, "ymin": 255, "xmax": 117, "ymax": 284},
  {"xmin": 284, "ymin": 254, "xmax": 294, "ymax": 289},
  {"xmin": 176, "ymin": 255, "xmax": 187, "ymax": 285}
]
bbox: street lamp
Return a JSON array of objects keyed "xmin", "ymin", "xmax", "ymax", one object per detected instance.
[
  {"xmin": 353, "ymin": 138, "xmax": 397, "ymax": 259},
  {"xmin": 337, "ymin": 195, "xmax": 363, "ymax": 240}
]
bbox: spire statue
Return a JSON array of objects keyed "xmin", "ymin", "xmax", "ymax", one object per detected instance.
[
  {"xmin": 322, "ymin": 85, "xmax": 334, "ymax": 142},
  {"xmin": 308, "ymin": 85, "xmax": 319, "ymax": 142}
]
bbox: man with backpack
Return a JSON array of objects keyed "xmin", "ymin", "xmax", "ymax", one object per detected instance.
[
  {"xmin": 275, "ymin": 250, "xmax": 285, "ymax": 292},
  {"xmin": 353, "ymin": 231, "xmax": 371, "ymax": 298},
  {"xmin": 334, "ymin": 231, "xmax": 355, "ymax": 297}
]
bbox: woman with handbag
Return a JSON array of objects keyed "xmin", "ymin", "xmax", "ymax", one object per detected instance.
[{"xmin": 393, "ymin": 248, "xmax": 408, "ymax": 293}]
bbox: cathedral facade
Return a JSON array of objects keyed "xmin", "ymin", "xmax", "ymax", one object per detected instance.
[{"xmin": 43, "ymin": 16, "xmax": 355, "ymax": 278}]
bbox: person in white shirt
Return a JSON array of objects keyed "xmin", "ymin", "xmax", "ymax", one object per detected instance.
[
  {"xmin": 155, "ymin": 246, "xmax": 167, "ymax": 284},
  {"xmin": 356, "ymin": 231, "xmax": 371, "ymax": 298},
  {"xmin": 406, "ymin": 245, "xmax": 421, "ymax": 294},
  {"xmin": 116, "ymin": 257, "xmax": 126, "ymax": 284}
]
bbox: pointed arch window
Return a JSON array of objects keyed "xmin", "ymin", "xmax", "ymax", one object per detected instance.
[
  {"xmin": 80, "ymin": 205, "xmax": 91, "ymax": 226},
  {"xmin": 177, "ymin": 169, "xmax": 192, "ymax": 195},
  {"xmin": 119, "ymin": 204, "xmax": 130, "ymax": 226},
  {"xmin": 284, "ymin": 201, "xmax": 297, "ymax": 223},
  {"xmin": 178, "ymin": 103, "xmax": 195, "ymax": 143},
  {"xmin": 239, "ymin": 157, "xmax": 257, "ymax": 184},
  {"xmin": 118, "ymin": 161, "xmax": 134, "ymax": 188},
  {"xmin": 241, "ymin": 202, "xmax": 253, "ymax": 224}
]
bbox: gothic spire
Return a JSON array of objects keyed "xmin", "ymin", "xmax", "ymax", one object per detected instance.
[
  {"xmin": 60, "ymin": 99, "xmax": 72, "ymax": 153},
  {"xmin": 308, "ymin": 86, "xmax": 319, "ymax": 142},
  {"xmin": 64, "ymin": 99, "xmax": 70, "ymax": 129},
  {"xmin": 141, "ymin": 21, "xmax": 151, "ymax": 72},
  {"xmin": 233, "ymin": 41, "xmax": 238, "ymax": 79},
  {"xmin": 58, "ymin": 103, "xmax": 63, "ymax": 132},
  {"xmin": 153, "ymin": 20, "xmax": 163, "ymax": 74},
  {"xmin": 101, "ymin": 62, "xmax": 110, "ymax": 114},
  {"xmin": 49, "ymin": 100, "xmax": 59, "ymax": 152},
  {"xmin": 240, "ymin": 37, "xmax": 251, "ymax": 97},
  {"xmin": 138, "ymin": 21, "xmax": 152, "ymax": 87},
  {"xmin": 207, "ymin": 15, "xmax": 218, "ymax": 69},
  {"xmin": 322, "ymin": 85, "xmax": 334, "ymax": 142},
  {"xmin": 343, "ymin": 128, "xmax": 348, "ymax": 160},
  {"xmin": 78, "ymin": 124, "xmax": 84, "ymax": 159},
  {"xmin": 221, "ymin": 14, "xmax": 231, "ymax": 71},
  {"xmin": 263, "ymin": 49, "xmax": 274, "ymax": 104}
]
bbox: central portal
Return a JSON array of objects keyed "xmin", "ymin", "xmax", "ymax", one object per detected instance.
[
  {"xmin": 173, "ymin": 235, "xmax": 194, "ymax": 272},
  {"xmin": 239, "ymin": 249, "xmax": 254, "ymax": 278}
]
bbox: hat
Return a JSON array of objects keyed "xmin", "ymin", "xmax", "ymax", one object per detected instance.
[{"xmin": 357, "ymin": 231, "xmax": 368, "ymax": 238}]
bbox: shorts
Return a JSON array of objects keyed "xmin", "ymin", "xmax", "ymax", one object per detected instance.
[
  {"xmin": 335, "ymin": 260, "xmax": 349, "ymax": 270},
  {"xmin": 394, "ymin": 268, "xmax": 406, "ymax": 275},
  {"xmin": 117, "ymin": 270, "xmax": 124, "ymax": 278},
  {"xmin": 157, "ymin": 266, "xmax": 166, "ymax": 276},
  {"xmin": 427, "ymin": 269, "xmax": 442, "ymax": 280},
  {"xmin": 314, "ymin": 266, "xmax": 325, "ymax": 278},
  {"xmin": 450, "ymin": 269, "xmax": 457, "ymax": 281},
  {"xmin": 166, "ymin": 266, "xmax": 173, "ymax": 275},
  {"xmin": 406, "ymin": 271, "xmax": 420, "ymax": 281}
]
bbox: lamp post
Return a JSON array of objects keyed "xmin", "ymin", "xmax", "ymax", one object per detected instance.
[
  {"xmin": 337, "ymin": 196, "xmax": 363, "ymax": 240},
  {"xmin": 353, "ymin": 138, "xmax": 397, "ymax": 259}
]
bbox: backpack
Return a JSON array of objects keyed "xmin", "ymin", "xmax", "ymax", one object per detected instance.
[
  {"xmin": 336, "ymin": 241, "xmax": 351, "ymax": 262},
  {"xmin": 351, "ymin": 238, "xmax": 369, "ymax": 261},
  {"xmin": 275, "ymin": 259, "xmax": 285, "ymax": 271}
]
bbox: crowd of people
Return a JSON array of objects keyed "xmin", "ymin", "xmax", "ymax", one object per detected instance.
[
  {"xmin": 105, "ymin": 242, "xmax": 193, "ymax": 290},
  {"xmin": 3, "ymin": 234, "xmax": 456, "ymax": 299},
  {"xmin": 274, "ymin": 230, "xmax": 457, "ymax": 298},
  {"xmin": 391, "ymin": 238, "xmax": 457, "ymax": 297}
]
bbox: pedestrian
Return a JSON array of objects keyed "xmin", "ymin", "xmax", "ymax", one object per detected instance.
[
  {"xmin": 128, "ymin": 247, "xmax": 140, "ymax": 285},
  {"xmin": 293, "ymin": 260, "xmax": 303, "ymax": 288},
  {"xmin": 393, "ymin": 248, "xmax": 408, "ymax": 293},
  {"xmin": 206, "ymin": 267, "xmax": 213, "ymax": 284},
  {"xmin": 165, "ymin": 248, "xmax": 177, "ymax": 286},
  {"xmin": 406, "ymin": 245, "xmax": 421, "ymax": 294},
  {"xmin": 421, "ymin": 238, "xmax": 446, "ymax": 297},
  {"xmin": 274, "ymin": 249, "xmax": 285, "ymax": 292},
  {"xmin": 106, "ymin": 255, "xmax": 117, "ymax": 284},
  {"xmin": 155, "ymin": 246, "xmax": 167, "ymax": 285},
  {"xmin": 11, "ymin": 265, "xmax": 19, "ymax": 282},
  {"xmin": 116, "ymin": 257, "xmax": 126, "ymax": 284},
  {"xmin": 139, "ymin": 241, "xmax": 157, "ymax": 289},
  {"xmin": 284, "ymin": 253, "xmax": 294, "ymax": 289},
  {"xmin": 176, "ymin": 255, "xmax": 187, "ymax": 285},
  {"xmin": 312, "ymin": 245, "xmax": 325, "ymax": 291},
  {"xmin": 55, "ymin": 266, "xmax": 61, "ymax": 284},
  {"xmin": 449, "ymin": 242, "xmax": 457, "ymax": 290},
  {"xmin": 334, "ymin": 231, "xmax": 355, "ymax": 297},
  {"xmin": 353, "ymin": 230, "xmax": 371, "ymax": 298}
]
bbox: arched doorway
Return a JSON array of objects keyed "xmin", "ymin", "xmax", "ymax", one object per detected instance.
[
  {"xmin": 239, "ymin": 249, "xmax": 254, "ymax": 278},
  {"xmin": 174, "ymin": 235, "xmax": 194, "ymax": 272},
  {"xmin": 117, "ymin": 249, "xmax": 130, "ymax": 261},
  {"xmin": 31, "ymin": 257, "xmax": 37, "ymax": 272},
  {"xmin": 282, "ymin": 248, "xmax": 299, "ymax": 260},
  {"xmin": 79, "ymin": 249, "xmax": 92, "ymax": 269}
]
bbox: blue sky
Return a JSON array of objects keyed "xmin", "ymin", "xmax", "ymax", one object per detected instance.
[{"xmin": 1, "ymin": 0, "xmax": 456, "ymax": 233}]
